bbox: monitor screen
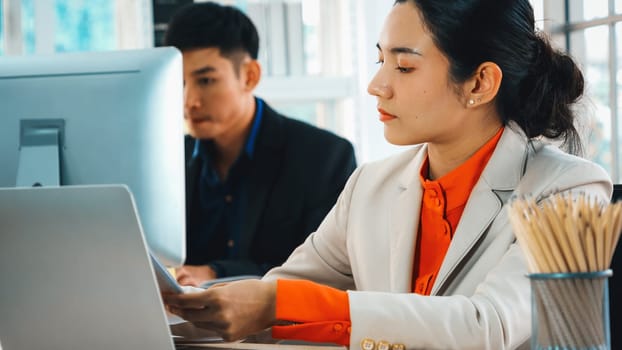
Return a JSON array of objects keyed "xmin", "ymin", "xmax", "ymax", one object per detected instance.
[{"xmin": 0, "ymin": 47, "xmax": 186, "ymax": 267}]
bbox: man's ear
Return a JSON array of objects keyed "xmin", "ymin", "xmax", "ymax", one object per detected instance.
[
  {"xmin": 463, "ymin": 61, "xmax": 502, "ymax": 108},
  {"xmin": 242, "ymin": 59, "xmax": 261, "ymax": 91}
]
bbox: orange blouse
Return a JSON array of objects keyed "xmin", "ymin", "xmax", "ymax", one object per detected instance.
[
  {"xmin": 273, "ymin": 128, "xmax": 504, "ymax": 346},
  {"xmin": 413, "ymin": 127, "xmax": 503, "ymax": 294}
]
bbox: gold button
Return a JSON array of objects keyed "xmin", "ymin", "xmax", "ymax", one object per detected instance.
[
  {"xmin": 333, "ymin": 323, "xmax": 343, "ymax": 332},
  {"xmin": 391, "ymin": 344, "xmax": 405, "ymax": 350},
  {"xmin": 361, "ymin": 338, "xmax": 375, "ymax": 350},
  {"xmin": 227, "ymin": 239, "xmax": 235, "ymax": 248},
  {"xmin": 377, "ymin": 341, "xmax": 390, "ymax": 350},
  {"xmin": 347, "ymin": 326, "xmax": 351, "ymax": 334}
]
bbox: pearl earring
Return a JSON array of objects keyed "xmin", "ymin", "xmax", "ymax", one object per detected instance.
[{"xmin": 468, "ymin": 99, "xmax": 475, "ymax": 105}]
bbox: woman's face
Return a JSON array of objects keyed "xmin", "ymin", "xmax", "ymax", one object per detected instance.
[{"xmin": 368, "ymin": 2, "xmax": 469, "ymax": 146}]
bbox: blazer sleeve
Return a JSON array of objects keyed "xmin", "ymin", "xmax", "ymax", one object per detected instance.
[
  {"xmin": 300, "ymin": 138, "xmax": 357, "ymax": 237},
  {"xmin": 265, "ymin": 157, "xmax": 612, "ymax": 349}
]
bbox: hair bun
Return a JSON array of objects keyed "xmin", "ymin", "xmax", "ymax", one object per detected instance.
[
  {"xmin": 514, "ymin": 35, "xmax": 584, "ymax": 154},
  {"xmin": 530, "ymin": 35, "xmax": 584, "ymax": 104}
]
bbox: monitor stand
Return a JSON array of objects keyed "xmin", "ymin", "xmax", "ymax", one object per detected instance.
[{"xmin": 15, "ymin": 119, "xmax": 65, "ymax": 187}]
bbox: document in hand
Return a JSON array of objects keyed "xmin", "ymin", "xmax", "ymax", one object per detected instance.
[{"xmin": 150, "ymin": 252, "xmax": 184, "ymax": 294}]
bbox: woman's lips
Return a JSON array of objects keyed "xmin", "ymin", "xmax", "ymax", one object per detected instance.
[{"xmin": 378, "ymin": 108, "xmax": 397, "ymax": 122}]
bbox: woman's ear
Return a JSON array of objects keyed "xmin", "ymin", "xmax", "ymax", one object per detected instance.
[{"xmin": 463, "ymin": 61, "xmax": 502, "ymax": 108}]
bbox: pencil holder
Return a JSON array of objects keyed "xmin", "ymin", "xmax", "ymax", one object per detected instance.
[{"xmin": 529, "ymin": 270, "xmax": 612, "ymax": 350}]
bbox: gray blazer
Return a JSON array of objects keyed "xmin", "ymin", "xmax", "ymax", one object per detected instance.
[{"xmin": 264, "ymin": 124, "xmax": 613, "ymax": 350}]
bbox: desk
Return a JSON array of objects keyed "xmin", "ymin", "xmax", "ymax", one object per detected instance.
[
  {"xmin": 171, "ymin": 322, "xmax": 345, "ymax": 350},
  {"xmin": 177, "ymin": 343, "xmax": 345, "ymax": 350}
]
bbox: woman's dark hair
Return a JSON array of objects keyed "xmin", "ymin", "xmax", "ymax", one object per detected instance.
[
  {"xmin": 395, "ymin": 0, "xmax": 584, "ymax": 154},
  {"xmin": 164, "ymin": 2, "xmax": 259, "ymax": 62}
]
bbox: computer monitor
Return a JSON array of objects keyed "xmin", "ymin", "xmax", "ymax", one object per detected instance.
[{"xmin": 0, "ymin": 47, "xmax": 186, "ymax": 267}]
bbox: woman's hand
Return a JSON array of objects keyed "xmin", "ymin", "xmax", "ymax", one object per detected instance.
[{"xmin": 163, "ymin": 279, "xmax": 277, "ymax": 342}]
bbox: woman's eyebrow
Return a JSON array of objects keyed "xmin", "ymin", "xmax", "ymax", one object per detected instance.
[{"xmin": 376, "ymin": 43, "xmax": 423, "ymax": 56}]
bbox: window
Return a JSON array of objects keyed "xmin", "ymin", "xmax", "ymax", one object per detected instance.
[
  {"xmin": 1, "ymin": 0, "xmax": 151, "ymax": 56},
  {"xmin": 546, "ymin": 0, "xmax": 622, "ymax": 182},
  {"xmin": 21, "ymin": 0, "xmax": 33, "ymax": 54},
  {"xmin": 54, "ymin": 0, "xmax": 116, "ymax": 52},
  {"xmin": 213, "ymin": 0, "xmax": 360, "ymax": 153},
  {"xmin": 570, "ymin": 25, "xmax": 612, "ymax": 173},
  {"xmin": 569, "ymin": 0, "xmax": 609, "ymax": 21},
  {"xmin": 17, "ymin": 0, "xmax": 105, "ymax": 54},
  {"xmin": 0, "ymin": 0, "xmax": 4, "ymax": 55},
  {"xmin": 531, "ymin": 0, "xmax": 544, "ymax": 29}
]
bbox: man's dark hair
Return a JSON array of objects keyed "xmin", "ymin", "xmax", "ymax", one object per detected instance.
[{"xmin": 164, "ymin": 1, "xmax": 259, "ymax": 63}]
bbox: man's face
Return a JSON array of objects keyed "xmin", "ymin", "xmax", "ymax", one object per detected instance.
[{"xmin": 182, "ymin": 48, "xmax": 249, "ymax": 140}]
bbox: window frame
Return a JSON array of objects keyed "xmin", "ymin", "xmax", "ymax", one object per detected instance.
[{"xmin": 546, "ymin": 0, "xmax": 621, "ymax": 182}]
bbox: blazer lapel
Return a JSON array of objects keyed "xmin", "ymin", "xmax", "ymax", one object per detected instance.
[
  {"xmin": 185, "ymin": 138, "xmax": 200, "ymax": 217},
  {"xmin": 431, "ymin": 125, "xmax": 530, "ymax": 295},
  {"xmin": 238, "ymin": 106, "xmax": 284, "ymax": 257},
  {"xmin": 239, "ymin": 153, "xmax": 281, "ymax": 256},
  {"xmin": 389, "ymin": 145, "xmax": 428, "ymax": 292},
  {"xmin": 431, "ymin": 182, "xmax": 502, "ymax": 295}
]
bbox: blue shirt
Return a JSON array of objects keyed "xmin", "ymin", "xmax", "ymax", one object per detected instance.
[{"xmin": 186, "ymin": 98, "xmax": 264, "ymax": 266}]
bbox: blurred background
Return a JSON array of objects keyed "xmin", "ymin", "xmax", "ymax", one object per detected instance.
[{"xmin": 1, "ymin": 0, "xmax": 620, "ymax": 183}]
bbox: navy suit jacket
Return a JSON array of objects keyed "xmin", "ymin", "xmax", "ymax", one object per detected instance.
[{"xmin": 185, "ymin": 101, "xmax": 356, "ymax": 276}]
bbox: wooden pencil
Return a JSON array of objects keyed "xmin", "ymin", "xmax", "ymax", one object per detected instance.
[{"xmin": 508, "ymin": 193, "xmax": 622, "ymax": 349}]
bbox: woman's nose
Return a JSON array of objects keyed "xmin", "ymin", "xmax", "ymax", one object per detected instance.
[{"xmin": 367, "ymin": 74, "xmax": 392, "ymax": 99}]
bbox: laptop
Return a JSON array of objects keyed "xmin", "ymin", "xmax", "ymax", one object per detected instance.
[{"xmin": 0, "ymin": 185, "xmax": 175, "ymax": 350}]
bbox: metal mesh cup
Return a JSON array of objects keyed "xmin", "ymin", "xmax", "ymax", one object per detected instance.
[{"xmin": 528, "ymin": 270, "xmax": 612, "ymax": 350}]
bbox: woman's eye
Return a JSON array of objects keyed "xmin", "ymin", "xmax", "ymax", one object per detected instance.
[{"xmin": 396, "ymin": 66, "xmax": 413, "ymax": 73}]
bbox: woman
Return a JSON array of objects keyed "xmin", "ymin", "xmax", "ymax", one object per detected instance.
[{"xmin": 164, "ymin": 1, "xmax": 612, "ymax": 349}]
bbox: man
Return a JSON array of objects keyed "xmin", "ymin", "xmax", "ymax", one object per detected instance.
[{"xmin": 164, "ymin": 2, "xmax": 356, "ymax": 286}]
